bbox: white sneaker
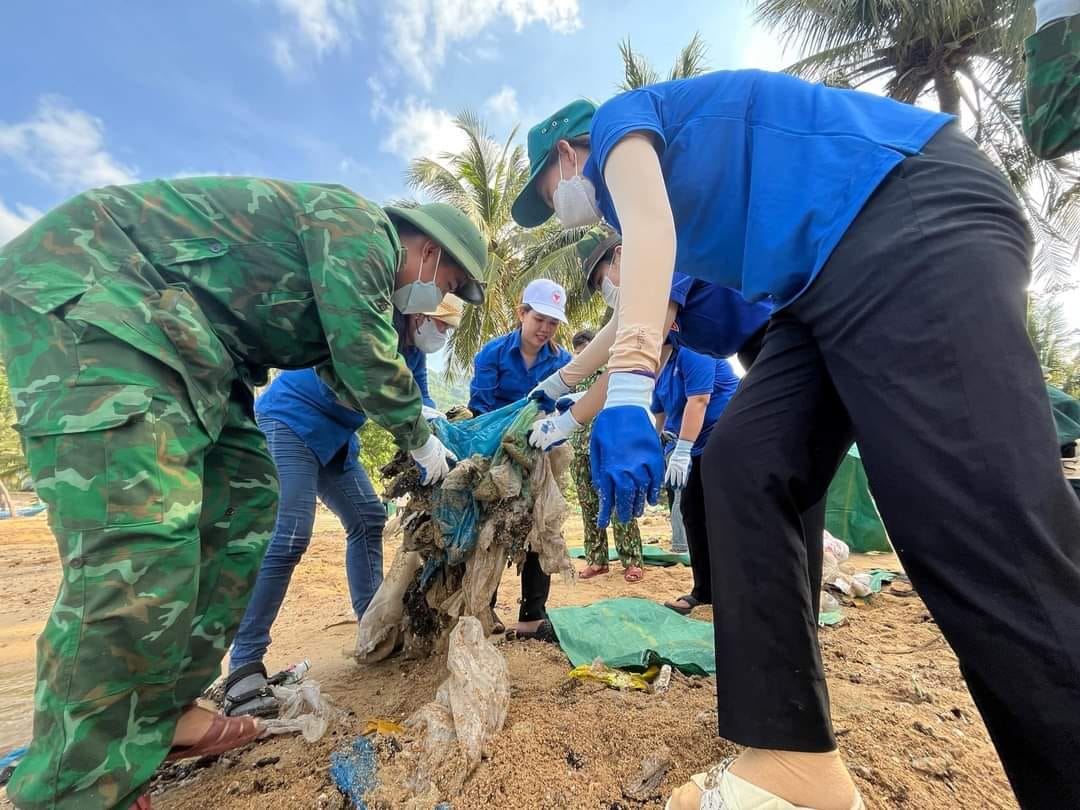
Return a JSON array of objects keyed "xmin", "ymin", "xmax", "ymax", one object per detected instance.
[{"xmin": 665, "ymin": 759, "xmax": 865, "ymax": 810}]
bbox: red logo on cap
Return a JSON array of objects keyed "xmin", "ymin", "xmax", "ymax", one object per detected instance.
[{"xmin": 552, "ymin": 292, "xmax": 562, "ymax": 303}]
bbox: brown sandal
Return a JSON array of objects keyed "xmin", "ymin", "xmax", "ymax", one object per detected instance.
[
  {"xmin": 624, "ymin": 566, "xmax": 644, "ymax": 583},
  {"xmin": 579, "ymin": 564, "xmax": 609, "ymax": 580},
  {"xmin": 166, "ymin": 711, "xmax": 262, "ymax": 762}
]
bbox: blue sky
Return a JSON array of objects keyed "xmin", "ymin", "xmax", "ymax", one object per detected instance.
[{"xmin": 0, "ymin": 0, "xmax": 788, "ymax": 242}]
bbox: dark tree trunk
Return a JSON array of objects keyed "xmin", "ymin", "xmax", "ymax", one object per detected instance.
[{"xmin": 934, "ymin": 67, "xmax": 962, "ymax": 116}]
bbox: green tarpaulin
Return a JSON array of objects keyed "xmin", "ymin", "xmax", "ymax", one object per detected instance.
[
  {"xmin": 1048, "ymin": 385, "xmax": 1080, "ymax": 448},
  {"xmin": 825, "ymin": 444, "xmax": 891, "ymax": 553},
  {"xmin": 547, "ymin": 597, "xmax": 716, "ymax": 676},
  {"xmin": 566, "ymin": 546, "xmax": 691, "ymax": 567}
]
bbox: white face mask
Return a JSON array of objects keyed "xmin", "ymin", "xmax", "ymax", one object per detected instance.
[
  {"xmin": 413, "ymin": 317, "xmax": 449, "ymax": 353},
  {"xmin": 600, "ymin": 276, "xmax": 619, "ymax": 308},
  {"xmin": 392, "ymin": 247, "xmax": 445, "ymax": 314},
  {"xmin": 553, "ymin": 152, "xmax": 602, "ymax": 228}
]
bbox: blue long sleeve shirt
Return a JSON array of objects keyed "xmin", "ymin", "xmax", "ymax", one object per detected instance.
[{"xmin": 468, "ymin": 329, "xmax": 572, "ymax": 415}]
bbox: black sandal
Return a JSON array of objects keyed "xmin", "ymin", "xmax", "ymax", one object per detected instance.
[
  {"xmin": 222, "ymin": 662, "xmax": 280, "ymax": 718},
  {"xmin": 505, "ymin": 619, "xmax": 558, "ymax": 644},
  {"xmin": 664, "ymin": 594, "xmax": 702, "ymax": 616}
]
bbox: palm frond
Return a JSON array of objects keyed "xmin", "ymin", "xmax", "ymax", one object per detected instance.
[
  {"xmin": 667, "ymin": 31, "xmax": 710, "ymax": 81},
  {"xmin": 617, "ymin": 38, "xmax": 661, "ymax": 91}
]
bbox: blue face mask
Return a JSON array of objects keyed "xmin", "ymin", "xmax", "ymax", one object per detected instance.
[{"xmin": 392, "ymin": 247, "xmax": 445, "ymax": 314}]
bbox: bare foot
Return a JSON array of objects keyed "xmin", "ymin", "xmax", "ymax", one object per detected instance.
[
  {"xmin": 171, "ymin": 704, "xmax": 218, "ymax": 748},
  {"xmin": 668, "ymin": 781, "xmax": 704, "ymax": 810}
]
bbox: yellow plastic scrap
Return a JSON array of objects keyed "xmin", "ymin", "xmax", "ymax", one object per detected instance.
[
  {"xmin": 567, "ymin": 661, "xmax": 660, "ymax": 691},
  {"xmin": 362, "ymin": 719, "xmax": 406, "ymax": 736}
]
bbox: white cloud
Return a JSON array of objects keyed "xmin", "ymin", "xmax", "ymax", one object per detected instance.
[
  {"xmin": 0, "ymin": 96, "xmax": 137, "ymax": 192},
  {"xmin": 0, "ymin": 198, "xmax": 42, "ymax": 247},
  {"xmin": 484, "ymin": 86, "xmax": 520, "ymax": 122},
  {"xmin": 384, "ymin": 0, "xmax": 582, "ymax": 89},
  {"xmin": 269, "ymin": 0, "xmax": 360, "ymax": 74},
  {"xmin": 378, "ymin": 97, "xmax": 470, "ymax": 163}
]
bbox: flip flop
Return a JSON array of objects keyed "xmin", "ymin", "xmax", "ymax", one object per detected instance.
[
  {"xmin": 624, "ymin": 565, "xmax": 644, "ymax": 583},
  {"xmin": 663, "ymin": 594, "xmax": 701, "ymax": 616},
  {"xmin": 130, "ymin": 795, "xmax": 152, "ymax": 810},
  {"xmin": 165, "ymin": 712, "xmax": 262, "ymax": 762},
  {"xmin": 505, "ymin": 619, "xmax": 558, "ymax": 644},
  {"xmin": 579, "ymin": 564, "xmax": 609, "ymax": 580}
]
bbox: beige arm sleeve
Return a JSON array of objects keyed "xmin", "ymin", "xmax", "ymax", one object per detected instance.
[
  {"xmin": 558, "ymin": 315, "xmax": 618, "ymax": 387},
  {"xmin": 603, "ymin": 134, "xmax": 677, "ymax": 375}
]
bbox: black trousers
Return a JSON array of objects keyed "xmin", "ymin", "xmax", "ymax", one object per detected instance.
[
  {"xmin": 490, "ymin": 550, "xmax": 550, "ymax": 622},
  {"xmin": 701, "ymin": 123, "xmax": 1080, "ymax": 808},
  {"xmin": 680, "ymin": 460, "xmax": 711, "ymax": 603}
]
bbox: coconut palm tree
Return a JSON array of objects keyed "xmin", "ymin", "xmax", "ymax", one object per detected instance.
[
  {"xmin": 0, "ymin": 363, "xmax": 24, "ymax": 515},
  {"xmin": 617, "ymin": 31, "xmax": 711, "ymax": 91},
  {"xmin": 1028, "ymin": 291, "xmax": 1080, "ymax": 396},
  {"xmin": 751, "ymin": 0, "xmax": 1080, "ymax": 286},
  {"xmin": 401, "ymin": 112, "xmax": 606, "ymax": 380}
]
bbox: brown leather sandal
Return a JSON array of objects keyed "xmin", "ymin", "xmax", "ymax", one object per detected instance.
[{"xmin": 166, "ymin": 711, "xmax": 262, "ymax": 762}]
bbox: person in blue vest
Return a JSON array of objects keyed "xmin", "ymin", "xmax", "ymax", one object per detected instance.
[
  {"xmin": 650, "ymin": 340, "xmax": 739, "ymax": 616},
  {"xmin": 468, "ymin": 278, "xmax": 574, "ymax": 414},
  {"xmin": 224, "ymin": 296, "xmax": 463, "ymax": 716},
  {"xmin": 470, "ymin": 278, "xmax": 572, "ymax": 641},
  {"xmin": 512, "ymin": 73, "xmax": 1080, "ymax": 810}
]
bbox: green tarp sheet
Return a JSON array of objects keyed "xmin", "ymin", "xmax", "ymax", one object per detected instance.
[
  {"xmin": 566, "ymin": 546, "xmax": 691, "ymax": 567},
  {"xmin": 548, "ymin": 597, "xmax": 716, "ymax": 676},
  {"xmin": 1048, "ymin": 385, "xmax": 1080, "ymax": 448},
  {"xmin": 825, "ymin": 444, "xmax": 891, "ymax": 553}
]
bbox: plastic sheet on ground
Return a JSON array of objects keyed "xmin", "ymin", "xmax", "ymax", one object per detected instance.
[
  {"xmin": 260, "ymin": 678, "xmax": 338, "ymax": 742},
  {"xmin": 403, "ymin": 617, "xmax": 510, "ymax": 794},
  {"xmin": 566, "ymin": 545, "xmax": 691, "ymax": 567},
  {"xmin": 330, "ymin": 735, "xmax": 377, "ymax": 809},
  {"xmin": 548, "ymin": 597, "xmax": 716, "ymax": 676}
]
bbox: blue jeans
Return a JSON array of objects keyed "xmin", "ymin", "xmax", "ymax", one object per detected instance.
[{"xmin": 230, "ymin": 418, "xmax": 385, "ymax": 671}]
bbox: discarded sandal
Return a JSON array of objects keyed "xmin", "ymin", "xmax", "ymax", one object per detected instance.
[
  {"xmin": 663, "ymin": 594, "xmax": 702, "ymax": 616},
  {"xmin": 579, "ymin": 564, "xmax": 609, "ymax": 580},
  {"xmin": 165, "ymin": 711, "xmax": 262, "ymax": 762},
  {"xmin": 664, "ymin": 759, "xmax": 866, "ymax": 810},
  {"xmin": 130, "ymin": 795, "xmax": 152, "ymax": 810},
  {"xmin": 623, "ymin": 565, "xmax": 644, "ymax": 583},
  {"xmin": 505, "ymin": 620, "xmax": 558, "ymax": 644},
  {"xmin": 223, "ymin": 661, "xmax": 279, "ymax": 718}
]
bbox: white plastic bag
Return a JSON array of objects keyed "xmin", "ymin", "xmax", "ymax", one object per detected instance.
[
  {"xmin": 354, "ymin": 549, "xmax": 423, "ymax": 662},
  {"xmin": 260, "ymin": 678, "xmax": 338, "ymax": 742},
  {"xmin": 405, "ymin": 616, "xmax": 510, "ymax": 793},
  {"xmin": 823, "ymin": 530, "xmax": 850, "ymax": 562}
]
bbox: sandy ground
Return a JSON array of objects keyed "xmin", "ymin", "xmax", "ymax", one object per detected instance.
[{"xmin": 0, "ymin": 496, "xmax": 1018, "ymax": 809}]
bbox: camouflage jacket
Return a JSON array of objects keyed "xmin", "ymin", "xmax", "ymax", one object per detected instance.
[{"xmin": 0, "ymin": 177, "xmax": 429, "ymax": 450}]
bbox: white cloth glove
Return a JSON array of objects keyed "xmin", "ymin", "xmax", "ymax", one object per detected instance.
[
  {"xmin": 409, "ymin": 434, "xmax": 457, "ymax": 485},
  {"xmin": 664, "ymin": 439, "xmax": 694, "ymax": 489},
  {"xmin": 604, "ymin": 371, "xmax": 654, "ymax": 416},
  {"xmin": 421, "ymin": 405, "xmax": 443, "ymax": 421},
  {"xmin": 528, "ymin": 408, "xmax": 582, "ymax": 451},
  {"xmin": 530, "ymin": 370, "xmax": 571, "ymax": 402}
]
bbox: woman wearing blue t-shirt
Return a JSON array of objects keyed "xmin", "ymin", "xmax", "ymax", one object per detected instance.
[
  {"xmin": 224, "ymin": 297, "xmax": 462, "ymax": 716},
  {"xmin": 470, "ymin": 279, "xmax": 572, "ymax": 641},
  {"xmin": 513, "ymin": 72, "xmax": 1080, "ymax": 810},
  {"xmin": 650, "ymin": 343, "xmax": 739, "ymax": 616}
]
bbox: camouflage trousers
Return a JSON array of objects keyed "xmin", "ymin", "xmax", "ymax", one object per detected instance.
[
  {"xmin": 1023, "ymin": 13, "xmax": 1080, "ymax": 159},
  {"xmin": 571, "ymin": 447, "xmax": 642, "ymax": 568},
  {"xmin": 0, "ymin": 295, "xmax": 277, "ymax": 810}
]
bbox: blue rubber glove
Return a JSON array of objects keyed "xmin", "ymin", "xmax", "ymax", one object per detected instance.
[{"xmin": 589, "ymin": 372, "xmax": 663, "ymax": 527}]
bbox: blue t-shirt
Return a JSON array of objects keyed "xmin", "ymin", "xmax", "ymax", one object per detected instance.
[
  {"xmin": 468, "ymin": 329, "xmax": 572, "ymax": 414},
  {"xmin": 669, "ymin": 272, "xmax": 770, "ymax": 358},
  {"xmin": 256, "ymin": 346, "xmax": 434, "ymax": 468},
  {"xmin": 584, "ymin": 70, "xmax": 952, "ymax": 308},
  {"xmin": 651, "ymin": 346, "xmax": 740, "ymax": 457}
]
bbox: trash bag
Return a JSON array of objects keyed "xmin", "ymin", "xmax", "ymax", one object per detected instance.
[
  {"xmin": 404, "ymin": 617, "xmax": 510, "ymax": 793},
  {"xmin": 354, "ymin": 549, "xmax": 424, "ymax": 662}
]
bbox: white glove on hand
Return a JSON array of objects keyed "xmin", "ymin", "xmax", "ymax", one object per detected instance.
[
  {"xmin": 421, "ymin": 405, "xmax": 443, "ymax": 421},
  {"xmin": 530, "ymin": 371, "xmax": 571, "ymax": 402},
  {"xmin": 528, "ymin": 408, "xmax": 582, "ymax": 451},
  {"xmin": 410, "ymin": 434, "xmax": 457, "ymax": 485},
  {"xmin": 664, "ymin": 439, "xmax": 694, "ymax": 489}
]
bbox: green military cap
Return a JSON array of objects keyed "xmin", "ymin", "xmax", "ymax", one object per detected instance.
[
  {"xmin": 511, "ymin": 99, "xmax": 597, "ymax": 228},
  {"xmin": 384, "ymin": 202, "xmax": 488, "ymax": 304},
  {"xmin": 576, "ymin": 226, "xmax": 621, "ymax": 290}
]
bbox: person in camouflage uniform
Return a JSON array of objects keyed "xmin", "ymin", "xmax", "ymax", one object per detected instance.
[
  {"xmin": 1023, "ymin": 2, "xmax": 1080, "ymax": 158},
  {"xmin": 0, "ymin": 178, "xmax": 486, "ymax": 810},
  {"xmin": 568, "ymin": 339, "xmax": 645, "ymax": 582}
]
